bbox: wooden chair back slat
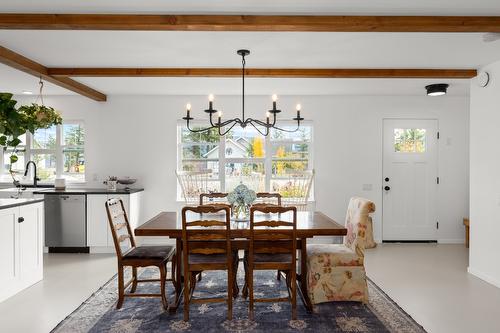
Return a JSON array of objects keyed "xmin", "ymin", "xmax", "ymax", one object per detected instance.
[
  {"xmin": 185, "ymin": 220, "xmax": 227, "ymax": 227},
  {"xmin": 255, "ymin": 192, "xmax": 282, "ymax": 206},
  {"xmin": 252, "ymin": 220, "xmax": 294, "ymax": 228},
  {"xmin": 199, "ymin": 192, "xmax": 229, "ymax": 205},
  {"xmin": 105, "ymin": 198, "xmax": 136, "ymax": 259}
]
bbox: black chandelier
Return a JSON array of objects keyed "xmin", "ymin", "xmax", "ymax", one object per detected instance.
[{"xmin": 182, "ymin": 49, "xmax": 304, "ymax": 136}]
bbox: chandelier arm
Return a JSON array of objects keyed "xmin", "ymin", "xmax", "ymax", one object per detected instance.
[
  {"xmin": 220, "ymin": 119, "xmax": 237, "ymax": 127},
  {"xmin": 186, "ymin": 120, "xmax": 217, "ymax": 133},
  {"xmin": 270, "ymin": 121, "xmax": 302, "ymax": 133},
  {"xmin": 218, "ymin": 121, "xmax": 239, "ymax": 136},
  {"xmin": 249, "ymin": 121, "xmax": 269, "ymax": 136},
  {"xmin": 247, "ymin": 118, "xmax": 270, "ymax": 127}
]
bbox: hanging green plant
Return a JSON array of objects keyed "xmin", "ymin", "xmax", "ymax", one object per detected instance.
[{"xmin": 0, "ymin": 92, "xmax": 62, "ymax": 181}]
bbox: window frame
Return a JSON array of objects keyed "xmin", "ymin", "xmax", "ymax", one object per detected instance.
[
  {"xmin": 0, "ymin": 120, "xmax": 86, "ymax": 184},
  {"xmin": 177, "ymin": 120, "xmax": 314, "ymax": 199}
]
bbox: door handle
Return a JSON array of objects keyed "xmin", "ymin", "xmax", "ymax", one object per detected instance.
[
  {"xmin": 18, "ymin": 217, "xmax": 24, "ymax": 223},
  {"xmin": 384, "ymin": 186, "xmax": 391, "ymax": 191}
]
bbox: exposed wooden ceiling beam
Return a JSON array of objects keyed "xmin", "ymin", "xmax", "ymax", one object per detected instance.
[
  {"xmin": 47, "ymin": 67, "xmax": 477, "ymax": 79},
  {"xmin": 0, "ymin": 45, "xmax": 106, "ymax": 101},
  {"xmin": 0, "ymin": 14, "xmax": 500, "ymax": 32}
]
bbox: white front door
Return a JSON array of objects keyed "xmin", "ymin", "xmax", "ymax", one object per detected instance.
[{"xmin": 382, "ymin": 119, "xmax": 438, "ymax": 241}]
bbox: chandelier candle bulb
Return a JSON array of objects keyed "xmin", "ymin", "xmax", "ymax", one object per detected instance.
[
  {"xmin": 272, "ymin": 94, "xmax": 278, "ymax": 110},
  {"xmin": 208, "ymin": 94, "xmax": 214, "ymax": 110},
  {"xmin": 266, "ymin": 111, "xmax": 270, "ymax": 124},
  {"xmin": 218, "ymin": 111, "xmax": 222, "ymax": 124}
]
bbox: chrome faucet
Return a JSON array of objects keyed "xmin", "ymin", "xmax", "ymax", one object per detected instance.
[{"xmin": 24, "ymin": 161, "xmax": 40, "ymax": 187}]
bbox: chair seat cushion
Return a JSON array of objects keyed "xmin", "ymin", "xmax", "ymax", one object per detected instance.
[
  {"xmin": 123, "ymin": 245, "xmax": 175, "ymax": 262},
  {"xmin": 188, "ymin": 253, "xmax": 228, "ymax": 265},
  {"xmin": 307, "ymin": 244, "xmax": 363, "ymax": 267}
]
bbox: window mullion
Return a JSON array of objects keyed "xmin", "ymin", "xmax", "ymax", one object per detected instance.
[
  {"xmin": 219, "ymin": 131, "xmax": 226, "ymax": 192},
  {"xmin": 265, "ymin": 133, "xmax": 271, "ymax": 192},
  {"xmin": 56, "ymin": 124, "xmax": 63, "ymax": 178}
]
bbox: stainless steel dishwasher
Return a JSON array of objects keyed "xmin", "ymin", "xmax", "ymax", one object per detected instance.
[{"xmin": 45, "ymin": 194, "xmax": 88, "ymax": 252}]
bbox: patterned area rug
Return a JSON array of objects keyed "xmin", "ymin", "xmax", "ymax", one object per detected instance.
[{"xmin": 52, "ymin": 267, "xmax": 426, "ymax": 333}]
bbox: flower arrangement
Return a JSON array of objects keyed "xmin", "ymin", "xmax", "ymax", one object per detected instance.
[
  {"xmin": 227, "ymin": 184, "xmax": 256, "ymax": 221},
  {"xmin": 227, "ymin": 184, "xmax": 256, "ymax": 206}
]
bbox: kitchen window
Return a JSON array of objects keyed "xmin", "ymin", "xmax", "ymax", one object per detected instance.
[
  {"xmin": 0, "ymin": 121, "xmax": 85, "ymax": 183},
  {"xmin": 177, "ymin": 121, "xmax": 313, "ymax": 199}
]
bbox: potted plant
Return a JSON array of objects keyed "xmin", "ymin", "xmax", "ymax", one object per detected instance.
[{"xmin": 0, "ymin": 93, "xmax": 62, "ymax": 184}]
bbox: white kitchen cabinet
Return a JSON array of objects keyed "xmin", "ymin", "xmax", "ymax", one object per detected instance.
[
  {"xmin": 86, "ymin": 192, "xmax": 142, "ymax": 252},
  {"xmin": 0, "ymin": 202, "xmax": 44, "ymax": 303}
]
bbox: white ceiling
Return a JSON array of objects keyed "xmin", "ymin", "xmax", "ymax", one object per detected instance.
[
  {"xmin": 1, "ymin": 0, "xmax": 500, "ymax": 15},
  {"xmin": 0, "ymin": 31, "xmax": 499, "ymax": 69},
  {"xmin": 0, "ymin": 1, "xmax": 498, "ymax": 96}
]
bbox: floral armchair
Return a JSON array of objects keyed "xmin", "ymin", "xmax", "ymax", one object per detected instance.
[{"xmin": 307, "ymin": 197, "xmax": 376, "ymax": 304}]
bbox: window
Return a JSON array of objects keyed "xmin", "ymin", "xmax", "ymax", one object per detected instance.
[
  {"xmin": 177, "ymin": 121, "xmax": 313, "ymax": 198},
  {"xmin": 394, "ymin": 128, "xmax": 426, "ymax": 153},
  {"xmin": 0, "ymin": 121, "xmax": 85, "ymax": 183}
]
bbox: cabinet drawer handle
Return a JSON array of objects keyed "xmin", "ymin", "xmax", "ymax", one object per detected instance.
[{"xmin": 18, "ymin": 217, "xmax": 24, "ymax": 223}]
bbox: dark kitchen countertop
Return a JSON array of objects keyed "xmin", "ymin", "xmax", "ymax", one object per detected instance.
[
  {"xmin": 33, "ymin": 188, "xmax": 144, "ymax": 195},
  {"xmin": 0, "ymin": 198, "xmax": 44, "ymax": 210}
]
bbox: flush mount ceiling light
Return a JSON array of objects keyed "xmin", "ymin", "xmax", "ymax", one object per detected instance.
[
  {"xmin": 182, "ymin": 49, "xmax": 304, "ymax": 136},
  {"xmin": 425, "ymin": 83, "xmax": 449, "ymax": 96},
  {"xmin": 21, "ymin": 90, "xmax": 33, "ymax": 95}
]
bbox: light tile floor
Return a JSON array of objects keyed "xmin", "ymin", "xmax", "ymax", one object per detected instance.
[
  {"xmin": 1, "ymin": 245, "xmax": 500, "ymax": 333},
  {"xmin": 365, "ymin": 244, "xmax": 500, "ymax": 333}
]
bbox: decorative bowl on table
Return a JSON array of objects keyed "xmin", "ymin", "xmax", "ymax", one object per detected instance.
[{"xmin": 117, "ymin": 178, "xmax": 137, "ymax": 185}]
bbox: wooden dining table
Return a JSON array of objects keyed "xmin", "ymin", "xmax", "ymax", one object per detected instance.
[{"xmin": 134, "ymin": 210, "xmax": 347, "ymax": 312}]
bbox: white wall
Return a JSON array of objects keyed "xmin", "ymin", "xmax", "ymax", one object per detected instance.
[
  {"xmin": 469, "ymin": 59, "xmax": 500, "ymax": 288},
  {"xmin": 14, "ymin": 93, "xmax": 469, "ymax": 243}
]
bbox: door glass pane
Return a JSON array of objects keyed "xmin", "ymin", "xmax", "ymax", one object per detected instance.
[
  {"xmin": 224, "ymin": 127, "xmax": 265, "ymax": 158},
  {"xmin": 32, "ymin": 153, "xmax": 56, "ymax": 181},
  {"xmin": 394, "ymin": 129, "xmax": 426, "ymax": 153},
  {"xmin": 225, "ymin": 162, "xmax": 265, "ymax": 192},
  {"xmin": 32, "ymin": 126, "xmax": 57, "ymax": 149},
  {"xmin": 63, "ymin": 123, "xmax": 85, "ymax": 146}
]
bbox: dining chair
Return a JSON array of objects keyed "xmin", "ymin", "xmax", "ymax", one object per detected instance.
[
  {"xmin": 306, "ymin": 197, "xmax": 375, "ymax": 305},
  {"xmin": 243, "ymin": 205, "xmax": 297, "ymax": 320},
  {"xmin": 279, "ymin": 170, "xmax": 315, "ymax": 211},
  {"xmin": 105, "ymin": 198, "xmax": 176, "ymax": 310},
  {"xmin": 181, "ymin": 205, "xmax": 234, "ymax": 321},
  {"xmin": 176, "ymin": 169, "xmax": 217, "ymax": 204}
]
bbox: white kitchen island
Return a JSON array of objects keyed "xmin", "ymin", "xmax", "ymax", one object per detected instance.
[{"xmin": 0, "ymin": 198, "xmax": 44, "ymax": 303}]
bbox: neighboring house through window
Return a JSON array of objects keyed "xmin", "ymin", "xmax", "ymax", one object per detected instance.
[{"xmin": 177, "ymin": 121, "xmax": 313, "ymax": 199}]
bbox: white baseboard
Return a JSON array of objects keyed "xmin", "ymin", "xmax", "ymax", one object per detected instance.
[
  {"xmin": 438, "ymin": 238, "xmax": 465, "ymax": 244},
  {"xmin": 467, "ymin": 267, "xmax": 500, "ymax": 289}
]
